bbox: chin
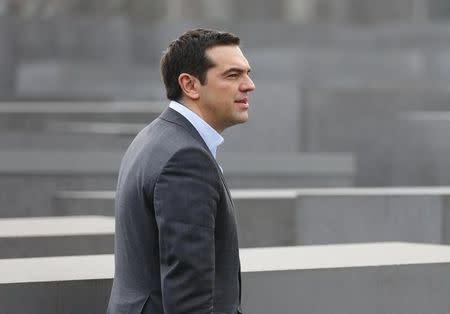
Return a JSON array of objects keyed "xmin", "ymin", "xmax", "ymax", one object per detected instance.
[
  {"xmin": 241, "ymin": 112, "xmax": 249, "ymax": 122},
  {"xmin": 226, "ymin": 113, "xmax": 249, "ymax": 128},
  {"xmin": 236, "ymin": 117, "xmax": 249, "ymax": 125}
]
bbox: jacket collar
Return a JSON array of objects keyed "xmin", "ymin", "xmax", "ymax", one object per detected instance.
[{"xmin": 159, "ymin": 107, "xmax": 210, "ymax": 154}]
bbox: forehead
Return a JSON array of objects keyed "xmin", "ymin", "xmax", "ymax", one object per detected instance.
[{"xmin": 205, "ymin": 45, "xmax": 250, "ymax": 70}]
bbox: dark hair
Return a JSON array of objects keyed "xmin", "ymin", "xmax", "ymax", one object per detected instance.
[{"xmin": 160, "ymin": 28, "xmax": 240, "ymax": 101}]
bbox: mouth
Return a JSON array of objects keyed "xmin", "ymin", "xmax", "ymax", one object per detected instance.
[
  {"xmin": 235, "ymin": 98, "xmax": 249, "ymax": 110},
  {"xmin": 235, "ymin": 98, "xmax": 249, "ymax": 105}
]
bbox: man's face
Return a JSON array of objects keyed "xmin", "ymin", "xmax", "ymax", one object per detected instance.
[{"xmin": 197, "ymin": 45, "xmax": 255, "ymax": 132}]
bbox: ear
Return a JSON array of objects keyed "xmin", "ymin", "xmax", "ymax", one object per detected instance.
[{"xmin": 178, "ymin": 73, "xmax": 200, "ymax": 100}]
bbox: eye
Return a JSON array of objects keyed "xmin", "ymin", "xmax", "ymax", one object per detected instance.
[{"xmin": 227, "ymin": 72, "xmax": 241, "ymax": 80}]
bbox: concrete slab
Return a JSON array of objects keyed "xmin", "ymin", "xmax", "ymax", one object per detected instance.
[
  {"xmin": 301, "ymin": 86, "xmax": 450, "ymax": 185},
  {"xmin": 233, "ymin": 190, "xmax": 298, "ymax": 247},
  {"xmin": 0, "ymin": 18, "xmax": 18, "ymax": 97},
  {"xmin": 236, "ymin": 187, "xmax": 450, "ymax": 246},
  {"xmin": 16, "ymin": 61, "xmax": 165, "ymax": 100},
  {"xmin": 222, "ymin": 80, "xmax": 303, "ymax": 153},
  {"xmin": 52, "ymin": 189, "xmax": 299, "ymax": 248},
  {"xmin": 0, "ymin": 101, "xmax": 164, "ymax": 131},
  {"xmin": 53, "ymin": 187, "xmax": 450, "ymax": 246},
  {"xmin": 53, "ymin": 191, "xmax": 116, "ymax": 216},
  {"xmin": 0, "ymin": 132, "xmax": 134, "ymax": 151},
  {"xmin": 1, "ymin": 243, "xmax": 450, "ymax": 314},
  {"xmin": 219, "ymin": 153, "xmax": 355, "ymax": 188},
  {"xmin": 392, "ymin": 111, "xmax": 450, "ymax": 185},
  {"xmin": 0, "ymin": 216, "xmax": 114, "ymax": 258},
  {"xmin": 0, "ymin": 151, "xmax": 354, "ymax": 217},
  {"xmin": 242, "ymin": 243, "xmax": 450, "ymax": 314},
  {"xmin": 295, "ymin": 187, "xmax": 449, "ymax": 245},
  {"xmin": 0, "ymin": 150, "xmax": 121, "ymax": 217},
  {"xmin": 18, "ymin": 16, "xmax": 131, "ymax": 62}
]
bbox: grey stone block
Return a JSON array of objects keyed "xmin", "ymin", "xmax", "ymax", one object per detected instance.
[
  {"xmin": 55, "ymin": 16, "xmax": 132, "ymax": 62},
  {"xmin": 392, "ymin": 111, "xmax": 450, "ymax": 185},
  {"xmin": 242, "ymin": 244, "xmax": 450, "ymax": 314},
  {"xmin": 222, "ymin": 80, "xmax": 302, "ymax": 153},
  {"xmin": 345, "ymin": 0, "xmax": 423, "ymax": 24},
  {"xmin": 244, "ymin": 48, "xmax": 302, "ymax": 80},
  {"xmin": 245, "ymin": 46, "xmax": 427, "ymax": 84},
  {"xmin": 318, "ymin": 0, "xmax": 430, "ymax": 25},
  {"xmin": 297, "ymin": 49, "xmax": 425, "ymax": 85},
  {"xmin": 127, "ymin": 0, "xmax": 168, "ymax": 23},
  {"xmin": 302, "ymin": 86, "xmax": 450, "ymax": 151},
  {"xmin": 424, "ymin": 50, "xmax": 450, "ymax": 79},
  {"xmin": 0, "ymin": 216, "xmax": 114, "ymax": 258},
  {"xmin": 52, "ymin": 190, "xmax": 298, "ymax": 247},
  {"xmin": 51, "ymin": 187, "xmax": 450, "ymax": 246},
  {"xmin": 301, "ymin": 86, "xmax": 450, "ymax": 185},
  {"xmin": 17, "ymin": 18, "xmax": 58, "ymax": 60},
  {"xmin": 0, "ymin": 101, "xmax": 164, "ymax": 131},
  {"xmin": 2, "ymin": 243, "xmax": 450, "ymax": 314},
  {"xmin": 0, "ymin": 151, "xmax": 354, "ymax": 217},
  {"xmin": 0, "ymin": 132, "xmax": 134, "ymax": 151},
  {"xmin": 228, "ymin": 21, "xmax": 336, "ymax": 49},
  {"xmin": 19, "ymin": 16, "xmax": 132, "ymax": 62},
  {"xmin": 363, "ymin": 22, "xmax": 450, "ymax": 49},
  {"xmin": 131, "ymin": 25, "xmax": 157, "ymax": 65},
  {"xmin": 219, "ymin": 153, "xmax": 355, "ymax": 188},
  {"xmin": 0, "ymin": 18, "xmax": 18, "ymax": 97},
  {"xmin": 296, "ymin": 189, "xmax": 448, "ymax": 244},
  {"xmin": 429, "ymin": 0, "xmax": 450, "ymax": 19},
  {"xmin": 234, "ymin": 193, "xmax": 297, "ymax": 247},
  {"xmin": 0, "ymin": 278, "xmax": 112, "ymax": 314},
  {"xmin": 232, "ymin": 0, "xmax": 283, "ymax": 19},
  {"xmin": 16, "ymin": 61, "xmax": 165, "ymax": 100},
  {"xmin": 54, "ymin": 186, "xmax": 450, "ymax": 248},
  {"xmin": 53, "ymin": 191, "xmax": 116, "ymax": 216},
  {"xmin": 0, "ymin": 174, "xmax": 117, "ymax": 218},
  {"xmin": 0, "ymin": 151, "xmax": 122, "ymax": 217}
]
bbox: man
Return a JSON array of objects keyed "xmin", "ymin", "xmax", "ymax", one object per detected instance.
[{"xmin": 107, "ymin": 28, "xmax": 255, "ymax": 314}]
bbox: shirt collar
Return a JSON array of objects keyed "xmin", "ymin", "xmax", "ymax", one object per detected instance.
[{"xmin": 169, "ymin": 101, "xmax": 224, "ymax": 158}]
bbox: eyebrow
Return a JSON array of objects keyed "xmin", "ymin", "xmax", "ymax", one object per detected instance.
[{"xmin": 222, "ymin": 67, "xmax": 252, "ymax": 76}]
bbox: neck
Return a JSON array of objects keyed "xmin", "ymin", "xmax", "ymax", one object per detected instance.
[{"xmin": 178, "ymin": 98, "xmax": 223, "ymax": 133}]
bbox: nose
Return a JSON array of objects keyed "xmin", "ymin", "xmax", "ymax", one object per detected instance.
[{"xmin": 240, "ymin": 75, "xmax": 255, "ymax": 92}]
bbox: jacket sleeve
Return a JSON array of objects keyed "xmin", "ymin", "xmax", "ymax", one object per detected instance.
[{"xmin": 154, "ymin": 147, "xmax": 220, "ymax": 314}]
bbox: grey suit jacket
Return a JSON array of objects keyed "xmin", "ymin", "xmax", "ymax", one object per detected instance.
[{"xmin": 107, "ymin": 108, "xmax": 242, "ymax": 314}]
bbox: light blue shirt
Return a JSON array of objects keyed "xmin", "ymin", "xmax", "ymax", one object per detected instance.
[{"xmin": 169, "ymin": 101, "xmax": 224, "ymax": 159}]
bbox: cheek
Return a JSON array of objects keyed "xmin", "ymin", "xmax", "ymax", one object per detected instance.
[{"xmin": 215, "ymin": 81, "xmax": 236, "ymax": 93}]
